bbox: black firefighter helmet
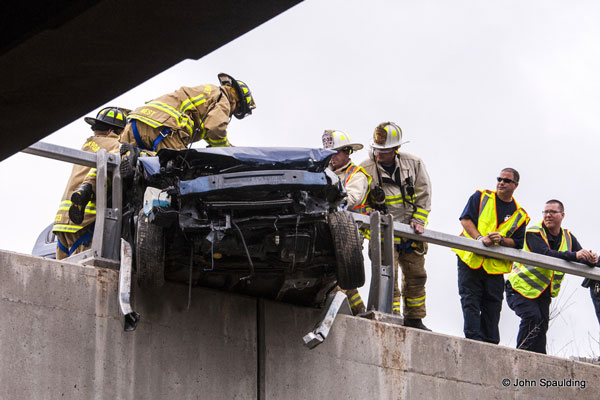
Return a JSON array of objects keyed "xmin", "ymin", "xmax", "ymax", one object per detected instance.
[
  {"xmin": 84, "ymin": 107, "xmax": 128, "ymax": 131},
  {"xmin": 218, "ymin": 73, "xmax": 256, "ymax": 120}
]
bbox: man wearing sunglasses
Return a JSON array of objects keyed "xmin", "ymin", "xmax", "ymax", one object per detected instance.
[
  {"xmin": 453, "ymin": 168, "xmax": 530, "ymax": 344},
  {"xmin": 360, "ymin": 122, "xmax": 432, "ymax": 330},
  {"xmin": 506, "ymin": 200, "xmax": 597, "ymax": 353}
]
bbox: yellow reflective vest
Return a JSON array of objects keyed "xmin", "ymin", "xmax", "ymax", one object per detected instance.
[
  {"xmin": 334, "ymin": 162, "xmax": 371, "ymax": 214},
  {"xmin": 508, "ymin": 222, "xmax": 572, "ymax": 299},
  {"xmin": 453, "ymin": 190, "xmax": 530, "ymax": 274}
]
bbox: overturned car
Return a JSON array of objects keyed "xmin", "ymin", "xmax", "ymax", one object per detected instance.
[{"xmin": 125, "ymin": 147, "xmax": 365, "ymax": 307}]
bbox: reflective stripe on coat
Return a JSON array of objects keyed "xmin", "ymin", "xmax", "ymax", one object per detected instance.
[{"xmin": 52, "ymin": 133, "xmax": 120, "ymax": 233}]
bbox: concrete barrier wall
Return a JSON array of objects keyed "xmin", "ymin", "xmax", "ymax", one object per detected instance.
[
  {"xmin": 262, "ymin": 300, "xmax": 600, "ymax": 399},
  {"xmin": 0, "ymin": 251, "xmax": 257, "ymax": 400},
  {"xmin": 1, "ymin": 250, "xmax": 600, "ymax": 400}
]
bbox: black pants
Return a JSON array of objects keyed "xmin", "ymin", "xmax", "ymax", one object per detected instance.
[
  {"xmin": 457, "ymin": 258, "xmax": 504, "ymax": 344},
  {"xmin": 505, "ymin": 281, "xmax": 551, "ymax": 354},
  {"xmin": 590, "ymin": 282, "xmax": 600, "ymax": 325}
]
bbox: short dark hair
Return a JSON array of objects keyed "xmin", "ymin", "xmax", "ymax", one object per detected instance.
[
  {"xmin": 546, "ymin": 199, "xmax": 564, "ymax": 212},
  {"xmin": 501, "ymin": 167, "xmax": 520, "ymax": 183},
  {"xmin": 91, "ymin": 121, "xmax": 122, "ymax": 134}
]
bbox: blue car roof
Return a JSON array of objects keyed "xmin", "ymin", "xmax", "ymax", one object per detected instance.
[{"xmin": 140, "ymin": 147, "xmax": 336, "ymax": 176}]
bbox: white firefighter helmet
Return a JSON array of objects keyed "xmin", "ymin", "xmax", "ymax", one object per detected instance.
[
  {"xmin": 369, "ymin": 122, "xmax": 408, "ymax": 149},
  {"xmin": 322, "ymin": 130, "xmax": 363, "ymax": 152}
]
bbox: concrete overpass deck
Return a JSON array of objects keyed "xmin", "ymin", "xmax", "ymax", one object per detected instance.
[{"xmin": 1, "ymin": 249, "xmax": 599, "ymax": 399}]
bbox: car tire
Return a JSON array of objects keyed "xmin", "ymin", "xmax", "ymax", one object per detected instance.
[
  {"xmin": 327, "ymin": 211, "xmax": 365, "ymax": 290},
  {"xmin": 135, "ymin": 209, "xmax": 165, "ymax": 289}
]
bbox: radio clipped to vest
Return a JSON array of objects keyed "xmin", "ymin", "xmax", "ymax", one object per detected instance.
[
  {"xmin": 370, "ymin": 154, "xmax": 416, "ymax": 213},
  {"xmin": 367, "ymin": 185, "xmax": 387, "ymax": 213}
]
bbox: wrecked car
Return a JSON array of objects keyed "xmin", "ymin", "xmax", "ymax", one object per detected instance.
[{"xmin": 124, "ymin": 147, "xmax": 365, "ymax": 307}]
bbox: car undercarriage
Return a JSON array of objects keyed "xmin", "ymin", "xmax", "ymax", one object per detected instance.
[{"xmin": 127, "ymin": 147, "xmax": 365, "ymax": 307}]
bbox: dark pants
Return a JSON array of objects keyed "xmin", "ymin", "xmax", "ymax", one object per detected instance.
[
  {"xmin": 457, "ymin": 258, "xmax": 504, "ymax": 344},
  {"xmin": 590, "ymin": 282, "xmax": 600, "ymax": 325},
  {"xmin": 505, "ymin": 281, "xmax": 551, "ymax": 354}
]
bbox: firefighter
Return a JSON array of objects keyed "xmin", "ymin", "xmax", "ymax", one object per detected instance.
[
  {"xmin": 506, "ymin": 200, "xmax": 597, "ymax": 353},
  {"xmin": 360, "ymin": 122, "xmax": 432, "ymax": 330},
  {"xmin": 322, "ymin": 129, "xmax": 371, "ymax": 315},
  {"xmin": 453, "ymin": 169, "xmax": 529, "ymax": 344},
  {"xmin": 119, "ymin": 73, "xmax": 256, "ymax": 178},
  {"xmin": 52, "ymin": 107, "xmax": 126, "ymax": 259}
]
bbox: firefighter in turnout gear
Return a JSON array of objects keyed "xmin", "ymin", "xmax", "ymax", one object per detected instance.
[
  {"xmin": 322, "ymin": 129, "xmax": 370, "ymax": 315},
  {"xmin": 360, "ymin": 122, "xmax": 432, "ymax": 330},
  {"xmin": 120, "ymin": 73, "xmax": 255, "ymax": 151},
  {"xmin": 505, "ymin": 200, "xmax": 598, "ymax": 353},
  {"xmin": 52, "ymin": 107, "xmax": 125, "ymax": 259},
  {"xmin": 119, "ymin": 73, "xmax": 256, "ymax": 178},
  {"xmin": 322, "ymin": 130, "xmax": 371, "ymax": 213}
]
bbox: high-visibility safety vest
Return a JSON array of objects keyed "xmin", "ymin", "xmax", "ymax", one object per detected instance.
[
  {"xmin": 508, "ymin": 222, "xmax": 572, "ymax": 298},
  {"xmin": 453, "ymin": 190, "xmax": 530, "ymax": 274},
  {"xmin": 342, "ymin": 163, "xmax": 372, "ymax": 214}
]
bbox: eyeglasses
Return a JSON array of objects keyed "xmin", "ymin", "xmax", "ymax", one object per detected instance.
[
  {"xmin": 496, "ymin": 177, "xmax": 516, "ymax": 184},
  {"xmin": 542, "ymin": 210, "xmax": 562, "ymax": 215}
]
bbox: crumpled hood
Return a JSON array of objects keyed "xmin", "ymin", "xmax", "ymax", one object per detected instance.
[{"xmin": 139, "ymin": 147, "xmax": 336, "ymax": 177}]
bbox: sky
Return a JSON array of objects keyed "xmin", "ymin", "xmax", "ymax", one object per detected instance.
[{"xmin": 2, "ymin": 0, "xmax": 600, "ymax": 358}]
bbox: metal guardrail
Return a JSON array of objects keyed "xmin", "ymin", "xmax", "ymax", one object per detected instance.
[
  {"xmin": 22, "ymin": 141, "xmax": 120, "ymax": 170},
  {"xmin": 22, "ymin": 141, "xmax": 122, "ymax": 265},
  {"xmin": 21, "ymin": 142, "xmax": 600, "ymax": 279},
  {"xmin": 351, "ymin": 213, "xmax": 600, "ymax": 280}
]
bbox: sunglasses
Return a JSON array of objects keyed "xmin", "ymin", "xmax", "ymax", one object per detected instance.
[{"xmin": 496, "ymin": 177, "xmax": 516, "ymax": 184}]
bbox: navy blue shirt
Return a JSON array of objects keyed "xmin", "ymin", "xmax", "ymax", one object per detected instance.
[
  {"xmin": 526, "ymin": 224, "xmax": 582, "ymax": 261},
  {"xmin": 459, "ymin": 190, "xmax": 526, "ymax": 249}
]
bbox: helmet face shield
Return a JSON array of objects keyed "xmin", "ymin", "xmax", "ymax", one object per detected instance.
[{"xmin": 218, "ymin": 73, "xmax": 255, "ymax": 119}]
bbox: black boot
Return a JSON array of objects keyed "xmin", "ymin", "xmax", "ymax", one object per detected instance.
[
  {"xmin": 120, "ymin": 142, "xmax": 140, "ymax": 180},
  {"xmin": 69, "ymin": 183, "xmax": 93, "ymax": 224},
  {"xmin": 403, "ymin": 318, "xmax": 431, "ymax": 331}
]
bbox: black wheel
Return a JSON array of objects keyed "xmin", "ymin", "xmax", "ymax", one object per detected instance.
[
  {"xmin": 135, "ymin": 209, "xmax": 165, "ymax": 289},
  {"xmin": 327, "ymin": 211, "xmax": 365, "ymax": 290}
]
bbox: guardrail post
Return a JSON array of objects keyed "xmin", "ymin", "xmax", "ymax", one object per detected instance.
[
  {"xmin": 91, "ymin": 149, "xmax": 108, "ymax": 258},
  {"xmin": 22, "ymin": 142, "xmax": 121, "ymax": 264},
  {"xmin": 367, "ymin": 212, "xmax": 395, "ymax": 313}
]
